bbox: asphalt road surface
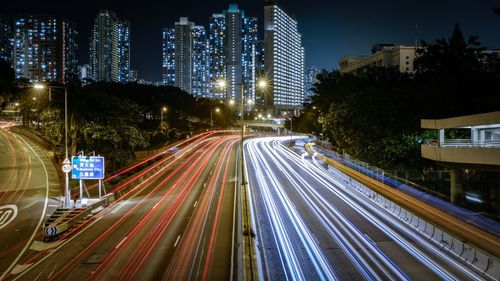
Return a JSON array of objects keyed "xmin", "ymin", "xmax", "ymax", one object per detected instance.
[
  {"xmin": 0, "ymin": 128, "xmax": 60, "ymax": 279},
  {"xmin": 6, "ymin": 134, "xmax": 240, "ymax": 281},
  {"xmin": 245, "ymin": 136, "xmax": 490, "ymax": 281}
]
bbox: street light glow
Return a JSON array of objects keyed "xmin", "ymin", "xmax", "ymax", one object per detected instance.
[
  {"xmin": 162, "ymin": 106, "xmax": 167, "ymax": 112},
  {"xmin": 258, "ymin": 79, "xmax": 267, "ymax": 89},
  {"xmin": 33, "ymin": 84, "xmax": 45, "ymax": 90},
  {"xmin": 217, "ymin": 79, "xmax": 227, "ymax": 89},
  {"xmin": 215, "ymin": 108, "xmax": 220, "ymax": 113},
  {"xmin": 229, "ymin": 99, "xmax": 235, "ymax": 105}
]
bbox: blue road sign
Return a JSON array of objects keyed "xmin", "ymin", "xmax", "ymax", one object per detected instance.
[{"xmin": 71, "ymin": 156, "xmax": 105, "ymax": 180}]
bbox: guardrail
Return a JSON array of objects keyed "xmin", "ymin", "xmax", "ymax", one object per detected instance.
[
  {"xmin": 305, "ymin": 143, "xmax": 500, "ymax": 280},
  {"xmin": 424, "ymin": 139, "xmax": 500, "ymax": 148},
  {"xmin": 43, "ymin": 194, "xmax": 114, "ymax": 239}
]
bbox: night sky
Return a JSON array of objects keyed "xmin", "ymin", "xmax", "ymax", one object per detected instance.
[{"xmin": 3, "ymin": 0, "xmax": 500, "ymax": 81}]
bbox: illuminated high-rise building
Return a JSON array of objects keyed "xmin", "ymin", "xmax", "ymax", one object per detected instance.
[
  {"xmin": 208, "ymin": 14, "xmax": 226, "ymax": 99},
  {"xmin": 162, "ymin": 18, "xmax": 210, "ymax": 97},
  {"xmin": 242, "ymin": 15, "xmax": 258, "ymax": 103},
  {"xmin": 161, "ymin": 27, "xmax": 175, "ymax": 86},
  {"xmin": 208, "ymin": 4, "xmax": 258, "ymax": 104},
  {"xmin": 174, "ymin": 17, "xmax": 194, "ymax": 93},
  {"xmin": 89, "ymin": 10, "xmax": 130, "ymax": 83},
  {"xmin": 0, "ymin": 17, "xmax": 13, "ymax": 65},
  {"xmin": 224, "ymin": 4, "xmax": 243, "ymax": 101},
  {"xmin": 192, "ymin": 25, "xmax": 209, "ymax": 97},
  {"xmin": 264, "ymin": 1, "xmax": 305, "ymax": 113},
  {"xmin": 13, "ymin": 15, "xmax": 78, "ymax": 84},
  {"xmin": 304, "ymin": 66, "xmax": 320, "ymax": 101}
]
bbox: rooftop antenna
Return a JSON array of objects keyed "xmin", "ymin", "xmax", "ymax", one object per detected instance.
[{"xmin": 415, "ymin": 23, "xmax": 419, "ymax": 49}]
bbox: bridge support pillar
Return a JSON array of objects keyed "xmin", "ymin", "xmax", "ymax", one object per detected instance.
[{"xmin": 450, "ymin": 168, "xmax": 464, "ymax": 204}]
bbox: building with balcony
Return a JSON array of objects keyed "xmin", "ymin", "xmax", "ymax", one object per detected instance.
[{"xmin": 421, "ymin": 111, "xmax": 500, "ymax": 203}]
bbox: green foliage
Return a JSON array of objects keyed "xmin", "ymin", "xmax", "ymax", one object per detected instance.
[{"xmin": 0, "ymin": 59, "xmax": 18, "ymax": 111}]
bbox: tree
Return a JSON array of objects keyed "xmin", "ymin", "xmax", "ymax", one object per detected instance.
[
  {"xmin": 414, "ymin": 23, "xmax": 500, "ymax": 118},
  {"xmin": 0, "ymin": 59, "xmax": 18, "ymax": 111}
]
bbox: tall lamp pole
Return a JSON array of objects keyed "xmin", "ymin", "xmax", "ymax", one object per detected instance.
[
  {"xmin": 34, "ymin": 84, "xmax": 70, "ymax": 208},
  {"xmin": 211, "ymin": 107, "xmax": 220, "ymax": 131},
  {"xmin": 160, "ymin": 106, "xmax": 167, "ymax": 130}
]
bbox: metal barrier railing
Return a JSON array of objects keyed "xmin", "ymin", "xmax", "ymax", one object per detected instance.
[{"xmin": 424, "ymin": 139, "xmax": 500, "ymax": 148}]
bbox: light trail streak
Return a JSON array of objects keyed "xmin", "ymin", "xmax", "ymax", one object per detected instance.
[
  {"xmin": 247, "ymin": 136, "xmax": 488, "ymax": 281},
  {"xmin": 246, "ymin": 138, "xmax": 339, "ymax": 281},
  {"xmin": 89, "ymin": 138, "xmax": 225, "ymax": 281},
  {"xmin": 46, "ymin": 137, "xmax": 218, "ymax": 280}
]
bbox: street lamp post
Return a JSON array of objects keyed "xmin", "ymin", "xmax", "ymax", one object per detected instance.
[
  {"xmin": 210, "ymin": 107, "xmax": 220, "ymax": 131},
  {"xmin": 160, "ymin": 106, "xmax": 167, "ymax": 131},
  {"xmin": 34, "ymin": 84, "xmax": 70, "ymax": 208}
]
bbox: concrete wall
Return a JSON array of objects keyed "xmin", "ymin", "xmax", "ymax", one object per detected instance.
[{"xmin": 422, "ymin": 111, "xmax": 500, "ymax": 129}]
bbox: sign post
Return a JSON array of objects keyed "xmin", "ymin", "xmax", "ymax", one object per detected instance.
[
  {"xmin": 61, "ymin": 158, "xmax": 72, "ymax": 207},
  {"xmin": 71, "ymin": 156, "xmax": 105, "ymax": 202},
  {"xmin": 71, "ymin": 156, "xmax": 105, "ymax": 180}
]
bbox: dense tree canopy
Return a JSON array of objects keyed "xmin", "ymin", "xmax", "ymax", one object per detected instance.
[
  {"xmin": 0, "ymin": 59, "xmax": 18, "ymax": 110},
  {"xmin": 13, "ymin": 82, "xmax": 236, "ymax": 168}
]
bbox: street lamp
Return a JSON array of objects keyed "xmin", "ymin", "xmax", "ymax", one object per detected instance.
[
  {"xmin": 33, "ymin": 83, "xmax": 70, "ymax": 208},
  {"xmin": 211, "ymin": 107, "xmax": 220, "ymax": 131},
  {"xmin": 160, "ymin": 106, "xmax": 167, "ymax": 130}
]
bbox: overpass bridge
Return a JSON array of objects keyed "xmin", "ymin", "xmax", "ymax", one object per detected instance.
[{"xmin": 235, "ymin": 120, "xmax": 285, "ymax": 129}]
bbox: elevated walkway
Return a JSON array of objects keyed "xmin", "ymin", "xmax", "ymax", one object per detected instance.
[
  {"xmin": 421, "ymin": 111, "xmax": 500, "ymax": 203},
  {"xmin": 421, "ymin": 111, "xmax": 500, "ymax": 169}
]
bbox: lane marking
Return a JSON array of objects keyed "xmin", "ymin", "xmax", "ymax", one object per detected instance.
[
  {"xmin": 152, "ymin": 202, "xmax": 160, "ymax": 209},
  {"xmin": 115, "ymin": 237, "xmax": 128, "ymax": 249},
  {"xmin": 193, "ymin": 201, "xmax": 198, "ymax": 208},
  {"xmin": 110, "ymin": 202, "xmax": 126, "ymax": 214},
  {"xmin": 0, "ymin": 205, "xmax": 18, "ymax": 230},
  {"xmin": 1, "ymin": 136, "xmax": 49, "ymax": 280},
  {"xmin": 12, "ymin": 216, "xmax": 103, "ymax": 279},
  {"xmin": 174, "ymin": 235, "xmax": 181, "ymax": 247}
]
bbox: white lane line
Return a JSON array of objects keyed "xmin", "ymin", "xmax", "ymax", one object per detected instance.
[
  {"xmin": 12, "ymin": 216, "xmax": 103, "ymax": 280},
  {"xmin": 115, "ymin": 237, "xmax": 128, "ymax": 249},
  {"xmin": 229, "ymin": 150, "xmax": 238, "ymax": 281},
  {"xmin": 110, "ymin": 202, "xmax": 126, "ymax": 214},
  {"xmin": 152, "ymin": 202, "xmax": 160, "ymax": 209},
  {"xmin": 1, "ymin": 135, "xmax": 49, "ymax": 280},
  {"xmin": 174, "ymin": 235, "xmax": 181, "ymax": 247},
  {"xmin": 193, "ymin": 201, "xmax": 198, "ymax": 208}
]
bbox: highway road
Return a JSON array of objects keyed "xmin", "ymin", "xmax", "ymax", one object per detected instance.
[
  {"xmin": 6, "ymin": 134, "xmax": 240, "ymax": 281},
  {"xmin": 245, "ymin": 136, "xmax": 491, "ymax": 281},
  {"xmin": 0, "ymin": 128, "xmax": 60, "ymax": 279}
]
